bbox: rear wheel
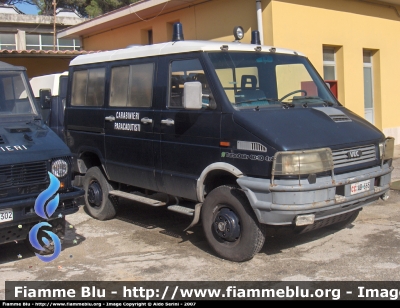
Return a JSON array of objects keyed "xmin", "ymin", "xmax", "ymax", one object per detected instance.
[
  {"xmin": 83, "ymin": 166, "xmax": 118, "ymax": 220},
  {"xmin": 201, "ymin": 185, "xmax": 266, "ymax": 262}
]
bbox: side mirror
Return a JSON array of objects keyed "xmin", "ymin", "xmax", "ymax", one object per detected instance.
[
  {"xmin": 183, "ymin": 81, "xmax": 216, "ymax": 110},
  {"xmin": 183, "ymin": 82, "xmax": 202, "ymax": 110},
  {"xmin": 39, "ymin": 89, "xmax": 52, "ymax": 109}
]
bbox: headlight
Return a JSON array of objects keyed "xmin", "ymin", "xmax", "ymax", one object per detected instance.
[
  {"xmin": 379, "ymin": 137, "xmax": 395, "ymax": 160},
  {"xmin": 233, "ymin": 26, "xmax": 244, "ymax": 41},
  {"xmin": 273, "ymin": 148, "xmax": 333, "ymax": 176},
  {"xmin": 51, "ymin": 159, "xmax": 68, "ymax": 178}
]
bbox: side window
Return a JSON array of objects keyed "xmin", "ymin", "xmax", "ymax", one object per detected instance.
[
  {"xmin": 71, "ymin": 71, "xmax": 87, "ymax": 106},
  {"xmin": 110, "ymin": 63, "xmax": 154, "ymax": 108},
  {"xmin": 71, "ymin": 68, "xmax": 105, "ymax": 106},
  {"xmin": 169, "ymin": 59, "xmax": 210, "ymax": 108},
  {"xmin": 87, "ymin": 68, "xmax": 105, "ymax": 106}
]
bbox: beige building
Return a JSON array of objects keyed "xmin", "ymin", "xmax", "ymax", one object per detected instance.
[
  {"xmin": 0, "ymin": 4, "xmax": 87, "ymax": 77},
  {"xmin": 58, "ymin": 0, "xmax": 400, "ymax": 144}
]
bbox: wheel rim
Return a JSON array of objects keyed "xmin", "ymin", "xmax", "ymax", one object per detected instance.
[
  {"xmin": 87, "ymin": 180, "xmax": 102, "ymax": 208},
  {"xmin": 213, "ymin": 208, "xmax": 240, "ymax": 242}
]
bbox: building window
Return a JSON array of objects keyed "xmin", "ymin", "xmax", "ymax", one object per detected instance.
[
  {"xmin": 323, "ymin": 47, "xmax": 336, "ymax": 80},
  {"xmin": 0, "ymin": 33, "xmax": 16, "ymax": 49},
  {"xmin": 58, "ymin": 38, "xmax": 81, "ymax": 50},
  {"xmin": 148, "ymin": 30, "xmax": 153, "ymax": 45},
  {"xmin": 26, "ymin": 34, "xmax": 81, "ymax": 51},
  {"xmin": 363, "ymin": 50, "xmax": 374, "ymax": 124}
]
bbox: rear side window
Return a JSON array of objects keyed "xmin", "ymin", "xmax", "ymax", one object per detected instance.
[
  {"xmin": 109, "ymin": 63, "xmax": 154, "ymax": 108},
  {"xmin": 71, "ymin": 68, "xmax": 105, "ymax": 106}
]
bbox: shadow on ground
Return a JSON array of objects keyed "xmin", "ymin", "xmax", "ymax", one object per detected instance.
[{"xmin": 106, "ymin": 198, "xmax": 348, "ymax": 261}]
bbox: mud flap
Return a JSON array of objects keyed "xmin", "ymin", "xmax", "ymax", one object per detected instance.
[{"xmin": 184, "ymin": 203, "xmax": 202, "ymax": 231}]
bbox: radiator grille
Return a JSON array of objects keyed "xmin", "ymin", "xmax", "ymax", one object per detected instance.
[
  {"xmin": 0, "ymin": 135, "xmax": 5, "ymax": 144},
  {"xmin": 0, "ymin": 161, "xmax": 48, "ymax": 189},
  {"xmin": 332, "ymin": 144, "xmax": 376, "ymax": 169}
]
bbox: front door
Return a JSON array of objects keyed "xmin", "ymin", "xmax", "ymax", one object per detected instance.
[
  {"xmin": 104, "ymin": 59, "xmax": 158, "ymax": 191},
  {"xmin": 156, "ymin": 55, "xmax": 221, "ymax": 200}
]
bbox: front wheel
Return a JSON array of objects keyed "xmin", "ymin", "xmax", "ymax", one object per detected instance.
[
  {"xmin": 83, "ymin": 166, "xmax": 118, "ymax": 221},
  {"xmin": 201, "ymin": 186, "xmax": 266, "ymax": 262}
]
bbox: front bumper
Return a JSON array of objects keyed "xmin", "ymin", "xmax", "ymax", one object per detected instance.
[
  {"xmin": 237, "ymin": 163, "xmax": 393, "ymax": 227},
  {"xmin": 0, "ymin": 186, "xmax": 84, "ymax": 245}
]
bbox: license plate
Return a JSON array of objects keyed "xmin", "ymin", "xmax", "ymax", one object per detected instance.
[
  {"xmin": 350, "ymin": 180, "xmax": 371, "ymax": 195},
  {"xmin": 0, "ymin": 209, "xmax": 13, "ymax": 223}
]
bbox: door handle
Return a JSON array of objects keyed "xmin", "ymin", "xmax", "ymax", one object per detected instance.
[
  {"xmin": 161, "ymin": 118, "xmax": 175, "ymax": 126},
  {"xmin": 105, "ymin": 115, "xmax": 115, "ymax": 122},
  {"xmin": 141, "ymin": 117, "xmax": 153, "ymax": 124}
]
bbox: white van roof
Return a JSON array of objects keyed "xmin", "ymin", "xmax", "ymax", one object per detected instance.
[
  {"xmin": 70, "ymin": 40, "xmax": 305, "ymax": 66},
  {"xmin": 30, "ymin": 71, "xmax": 69, "ymax": 97}
]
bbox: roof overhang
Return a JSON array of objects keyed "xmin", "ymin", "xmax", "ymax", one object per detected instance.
[
  {"xmin": 0, "ymin": 49, "xmax": 100, "ymax": 58},
  {"xmin": 57, "ymin": 0, "xmax": 201, "ymax": 39},
  {"xmin": 377, "ymin": 0, "xmax": 400, "ymax": 5}
]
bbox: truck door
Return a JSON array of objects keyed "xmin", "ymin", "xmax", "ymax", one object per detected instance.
[
  {"xmin": 156, "ymin": 55, "xmax": 221, "ymax": 200},
  {"xmin": 104, "ymin": 59, "xmax": 158, "ymax": 191}
]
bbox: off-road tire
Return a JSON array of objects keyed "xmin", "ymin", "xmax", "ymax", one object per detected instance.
[
  {"xmin": 201, "ymin": 185, "xmax": 267, "ymax": 262},
  {"xmin": 83, "ymin": 166, "xmax": 118, "ymax": 221}
]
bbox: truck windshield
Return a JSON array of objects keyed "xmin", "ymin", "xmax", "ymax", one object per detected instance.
[
  {"xmin": 207, "ymin": 51, "xmax": 339, "ymax": 109},
  {"xmin": 0, "ymin": 71, "xmax": 38, "ymax": 117}
]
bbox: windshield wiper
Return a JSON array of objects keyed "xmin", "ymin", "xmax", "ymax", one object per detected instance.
[
  {"xmin": 280, "ymin": 101, "xmax": 294, "ymax": 108},
  {"xmin": 235, "ymin": 97, "xmax": 295, "ymax": 108},
  {"xmin": 323, "ymin": 100, "xmax": 334, "ymax": 106},
  {"xmin": 234, "ymin": 97, "xmax": 274, "ymax": 105}
]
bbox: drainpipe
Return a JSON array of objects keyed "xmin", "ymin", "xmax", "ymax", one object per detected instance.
[{"xmin": 256, "ymin": 0, "xmax": 264, "ymax": 45}]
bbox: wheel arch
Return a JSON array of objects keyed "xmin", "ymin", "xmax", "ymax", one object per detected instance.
[
  {"xmin": 196, "ymin": 162, "xmax": 243, "ymax": 202},
  {"xmin": 76, "ymin": 148, "xmax": 107, "ymax": 177}
]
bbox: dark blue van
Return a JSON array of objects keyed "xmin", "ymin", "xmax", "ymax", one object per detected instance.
[{"xmin": 63, "ymin": 28, "xmax": 394, "ymax": 262}]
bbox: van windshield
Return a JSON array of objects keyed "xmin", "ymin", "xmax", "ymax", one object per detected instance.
[
  {"xmin": 0, "ymin": 71, "xmax": 38, "ymax": 117},
  {"xmin": 207, "ymin": 52, "xmax": 339, "ymax": 109}
]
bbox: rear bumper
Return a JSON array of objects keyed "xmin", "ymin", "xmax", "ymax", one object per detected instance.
[
  {"xmin": 237, "ymin": 163, "xmax": 393, "ymax": 228},
  {"xmin": 0, "ymin": 186, "xmax": 84, "ymax": 245}
]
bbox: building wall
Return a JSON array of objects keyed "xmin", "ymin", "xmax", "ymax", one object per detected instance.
[
  {"xmin": 80, "ymin": 0, "xmax": 400, "ymax": 143},
  {"xmin": 1, "ymin": 57, "xmax": 71, "ymax": 78},
  {"xmin": 82, "ymin": 0, "xmax": 260, "ymax": 50},
  {"xmin": 268, "ymin": 0, "xmax": 400, "ymax": 142}
]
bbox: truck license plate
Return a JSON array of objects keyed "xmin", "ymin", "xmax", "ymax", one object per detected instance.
[
  {"xmin": 350, "ymin": 180, "xmax": 371, "ymax": 195},
  {"xmin": 0, "ymin": 209, "xmax": 13, "ymax": 223}
]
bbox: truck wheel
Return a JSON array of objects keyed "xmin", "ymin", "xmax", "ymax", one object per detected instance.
[
  {"xmin": 201, "ymin": 185, "xmax": 267, "ymax": 262},
  {"xmin": 83, "ymin": 166, "xmax": 117, "ymax": 221}
]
